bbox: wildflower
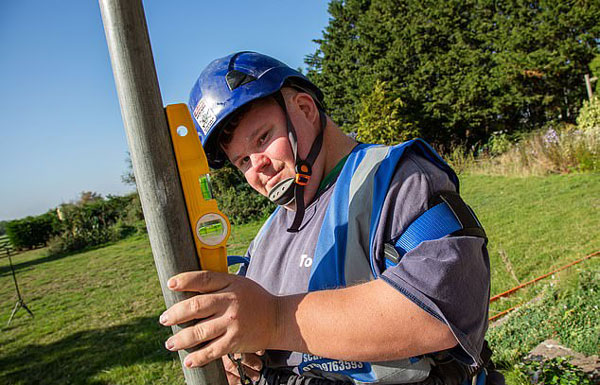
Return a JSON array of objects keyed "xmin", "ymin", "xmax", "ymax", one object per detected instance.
[{"xmin": 543, "ymin": 128, "xmax": 559, "ymax": 145}]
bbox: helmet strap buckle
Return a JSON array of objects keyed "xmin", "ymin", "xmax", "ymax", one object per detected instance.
[{"xmin": 295, "ymin": 162, "xmax": 312, "ymax": 186}]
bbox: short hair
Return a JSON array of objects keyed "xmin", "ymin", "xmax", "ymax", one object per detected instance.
[
  {"xmin": 218, "ymin": 100, "xmax": 255, "ymax": 150},
  {"xmin": 218, "ymin": 86, "xmax": 323, "ymax": 152}
]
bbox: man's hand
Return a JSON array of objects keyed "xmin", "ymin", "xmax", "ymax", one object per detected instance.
[
  {"xmin": 223, "ymin": 352, "xmax": 264, "ymax": 385},
  {"xmin": 159, "ymin": 271, "xmax": 279, "ymax": 368}
]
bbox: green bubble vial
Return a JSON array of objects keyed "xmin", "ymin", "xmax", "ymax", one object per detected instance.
[
  {"xmin": 199, "ymin": 174, "xmax": 213, "ymax": 200},
  {"xmin": 197, "ymin": 219, "xmax": 223, "ymax": 237}
]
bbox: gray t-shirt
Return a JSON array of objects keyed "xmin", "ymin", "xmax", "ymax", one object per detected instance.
[{"xmin": 244, "ymin": 149, "xmax": 490, "ymax": 370}]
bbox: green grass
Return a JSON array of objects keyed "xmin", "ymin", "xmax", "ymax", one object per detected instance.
[
  {"xmin": 0, "ymin": 236, "xmax": 183, "ymax": 384},
  {"xmin": 486, "ymin": 258, "xmax": 600, "ymax": 384},
  {"xmin": 0, "ymin": 234, "xmax": 12, "ymax": 250},
  {"xmin": 460, "ymin": 173, "xmax": 600, "ymax": 383},
  {"xmin": 460, "ymin": 174, "xmax": 600, "ymax": 317},
  {"xmin": 0, "ymin": 173, "xmax": 598, "ymax": 384}
]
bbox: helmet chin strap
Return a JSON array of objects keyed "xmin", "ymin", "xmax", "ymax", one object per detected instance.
[{"xmin": 268, "ymin": 91, "xmax": 325, "ymax": 233}]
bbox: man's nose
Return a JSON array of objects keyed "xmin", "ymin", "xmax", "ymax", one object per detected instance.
[{"xmin": 250, "ymin": 153, "xmax": 270, "ymax": 171}]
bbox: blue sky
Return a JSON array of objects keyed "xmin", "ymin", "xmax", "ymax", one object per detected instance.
[{"xmin": 0, "ymin": 1, "xmax": 330, "ymax": 221}]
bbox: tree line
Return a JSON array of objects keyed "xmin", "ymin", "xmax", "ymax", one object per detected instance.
[
  {"xmin": 305, "ymin": 0, "xmax": 600, "ymax": 147},
  {"xmin": 4, "ymin": 192, "xmax": 144, "ymax": 254}
]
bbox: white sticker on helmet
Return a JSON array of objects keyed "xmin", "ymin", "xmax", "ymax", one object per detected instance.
[{"xmin": 193, "ymin": 99, "xmax": 217, "ymax": 135}]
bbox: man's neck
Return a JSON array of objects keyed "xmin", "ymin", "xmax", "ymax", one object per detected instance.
[
  {"xmin": 321, "ymin": 119, "xmax": 358, "ymax": 177},
  {"xmin": 285, "ymin": 118, "xmax": 357, "ymax": 212}
]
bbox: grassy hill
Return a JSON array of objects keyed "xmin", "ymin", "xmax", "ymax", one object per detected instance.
[{"xmin": 0, "ymin": 173, "xmax": 598, "ymax": 384}]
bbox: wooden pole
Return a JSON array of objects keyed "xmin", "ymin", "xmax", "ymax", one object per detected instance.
[
  {"xmin": 98, "ymin": 1, "xmax": 227, "ymax": 384},
  {"xmin": 585, "ymin": 74, "xmax": 594, "ymax": 100}
]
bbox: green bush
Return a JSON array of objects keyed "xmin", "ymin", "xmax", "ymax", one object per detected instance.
[
  {"xmin": 481, "ymin": 131, "xmax": 516, "ymax": 157},
  {"xmin": 6, "ymin": 212, "xmax": 58, "ymax": 250},
  {"xmin": 466, "ymin": 121, "xmax": 599, "ymax": 176},
  {"xmin": 48, "ymin": 193, "xmax": 145, "ymax": 255},
  {"xmin": 210, "ymin": 164, "xmax": 275, "ymax": 224},
  {"xmin": 576, "ymin": 96, "xmax": 600, "ymax": 132},
  {"xmin": 355, "ymin": 80, "xmax": 418, "ymax": 145},
  {"xmin": 516, "ymin": 357, "xmax": 591, "ymax": 385},
  {"xmin": 590, "ymin": 55, "xmax": 600, "ymax": 95}
]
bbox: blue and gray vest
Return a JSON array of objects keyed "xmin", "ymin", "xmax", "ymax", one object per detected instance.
[{"xmin": 236, "ymin": 139, "xmax": 485, "ymax": 384}]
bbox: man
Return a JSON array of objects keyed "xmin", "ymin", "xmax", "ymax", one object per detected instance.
[{"xmin": 159, "ymin": 52, "xmax": 502, "ymax": 385}]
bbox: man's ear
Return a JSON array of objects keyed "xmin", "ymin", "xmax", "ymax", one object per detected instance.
[
  {"xmin": 297, "ymin": 93, "xmax": 321, "ymax": 129},
  {"xmin": 285, "ymin": 89, "xmax": 320, "ymax": 129}
]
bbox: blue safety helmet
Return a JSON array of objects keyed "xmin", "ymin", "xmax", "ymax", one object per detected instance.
[{"xmin": 188, "ymin": 51, "xmax": 324, "ymax": 169}]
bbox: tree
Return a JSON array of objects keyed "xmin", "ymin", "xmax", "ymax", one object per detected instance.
[
  {"xmin": 590, "ymin": 54, "xmax": 600, "ymax": 95},
  {"xmin": 78, "ymin": 191, "xmax": 103, "ymax": 205},
  {"xmin": 305, "ymin": 0, "xmax": 371, "ymax": 130},
  {"xmin": 356, "ymin": 80, "xmax": 418, "ymax": 144},
  {"xmin": 306, "ymin": 0, "xmax": 600, "ymax": 147},
  {"xmin": 121, "ymin": 152, "xmax": 136, "ymax": 186}
]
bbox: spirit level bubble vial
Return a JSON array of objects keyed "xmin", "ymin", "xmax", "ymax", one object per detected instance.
[{"xmin": 165, "ymin": 104, "xmax": 229, "ymax": 273}]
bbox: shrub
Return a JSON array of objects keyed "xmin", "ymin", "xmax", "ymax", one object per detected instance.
[
  {"xmin": 6, "ymin": 212, "xmax": 57, "ymax": 250},
  {"xmin": 576, "ymin": 96, "xmax": 600, "ymax": 132},
  {"xmin": 48, "ymin": 193, "xmax": 145, "ymax": 255},
  {"xmin": 440, "ymin": 144, "xmax": 476, "ymax": 175},
  {"xmin": 516, "ymin": 357, "xmax": 592, "ymax": 385},
  {"xmin": 480, "ymin": 131, "xmax": 517, "ymax": 157},
  {"xmin": 210, "ymin": 164, "xmax": 275, "ymax": 224},
  {"xmin": 355, "ymin": 80, "xmax": 419, "ymax": 145},
  {"xmin": 467, "ymin": 122, "xmax": 599, "ymax": 176}
]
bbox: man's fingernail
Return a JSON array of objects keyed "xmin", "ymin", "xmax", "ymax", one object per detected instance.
[
  {"xmin": 165, "ymin": 338, "xmax": 175, "ymax": 350},
  {"xmin": 159, "ymin": 313, "xmax": 168, "ymax": 324},
  {"xmin": 184, "ymin": 358, "xmax": 193, "ymax": 367},
  {"xmin": 168, "ymin": 279, "xmax": 177, "ymax": 289}
]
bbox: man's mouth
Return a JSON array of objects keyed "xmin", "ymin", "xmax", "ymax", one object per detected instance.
[{"xmin": 266, "ymin": 169, "xmax": 283, "ymax": 192}]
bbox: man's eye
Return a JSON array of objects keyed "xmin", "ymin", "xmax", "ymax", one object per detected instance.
[
  {"xmin": 240, "ymin": 156, "xmax": 250, "ymax": 166},
  {"xmin": 258, "ymin": 132, "xmax": 268, "ymax": 146}
]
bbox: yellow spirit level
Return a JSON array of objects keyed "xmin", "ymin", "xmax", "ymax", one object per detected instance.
[{"xmin": 165, "ymin": 103, "xmax": 229, "ymax": 273}]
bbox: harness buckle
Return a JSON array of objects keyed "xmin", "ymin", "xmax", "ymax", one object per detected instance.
[
  {"xmin": 295, "ymin": 173, "xmax": 310, "ymax": 186},
  {"xmin": 295, "ymin": 163, "xmax": 311, "ymax": 186}
]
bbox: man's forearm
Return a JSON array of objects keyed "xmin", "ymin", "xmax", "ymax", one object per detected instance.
[{"xmin": 272, "ymin": 278, "xmax": 457, "ymax": 362}]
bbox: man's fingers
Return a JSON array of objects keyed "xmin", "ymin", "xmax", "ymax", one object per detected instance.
[
  {"xmin": 183, "ymin": 336, "xmax": 228, "ymax": 368},
  {"xmin": 241, "ymin": 353, "xmax": 264, "ymax": 372},
  {"xmin": 160, "ymin": 293, "xmax": 224, "ymax": 326},
  {"xmin": 225, "ymin": 370, "xmax": 239, "ymax": 385},
  {"xmin": 223, "ymin": 355, "xmax": 239, "ymax": 374},
  {"xmin": 168, "ymin": 270, "xmax": 233, "ymax": 293},
  {"xmin": 165, "ymin": 318, "xmax": 225, "ymax": 351}
]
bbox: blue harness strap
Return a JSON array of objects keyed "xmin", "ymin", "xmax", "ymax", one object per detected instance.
[
  {"xmin": 227, "ymin": 255, "xmax": 251, "ymax": 276},
  {"xmin": 227, "ymin": 255, "xmax": 250, "ymax": 267},
  {"xmin": 386, "ymin": 202, "xmax": 462, "ymax": 269},
  {"xmin": 385, "ymin": 189, "xmax": 487, "ymax": 270}
]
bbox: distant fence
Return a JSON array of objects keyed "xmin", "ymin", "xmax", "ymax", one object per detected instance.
[{"xmin": 0, "ymin": 235, "xmax": 15, "ymax": 258}]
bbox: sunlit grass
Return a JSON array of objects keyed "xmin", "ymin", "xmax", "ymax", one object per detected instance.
[{"xmin": 0, "ymin": 173, "xmax": 598, "ymax": 383}]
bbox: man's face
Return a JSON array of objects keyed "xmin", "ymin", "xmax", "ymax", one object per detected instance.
[{"xmin": 222, "ymin": 98, "xmax": 297, "ymax": 199}]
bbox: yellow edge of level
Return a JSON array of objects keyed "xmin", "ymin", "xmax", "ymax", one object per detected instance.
[{"xmin": 165, "ymin": 103, "xmax": 229, "ymax": 273}]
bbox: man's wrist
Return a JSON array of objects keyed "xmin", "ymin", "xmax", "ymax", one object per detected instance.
[{"xmin": 270, "ymin": 294, "xmax": 306, "ymax": 352}]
